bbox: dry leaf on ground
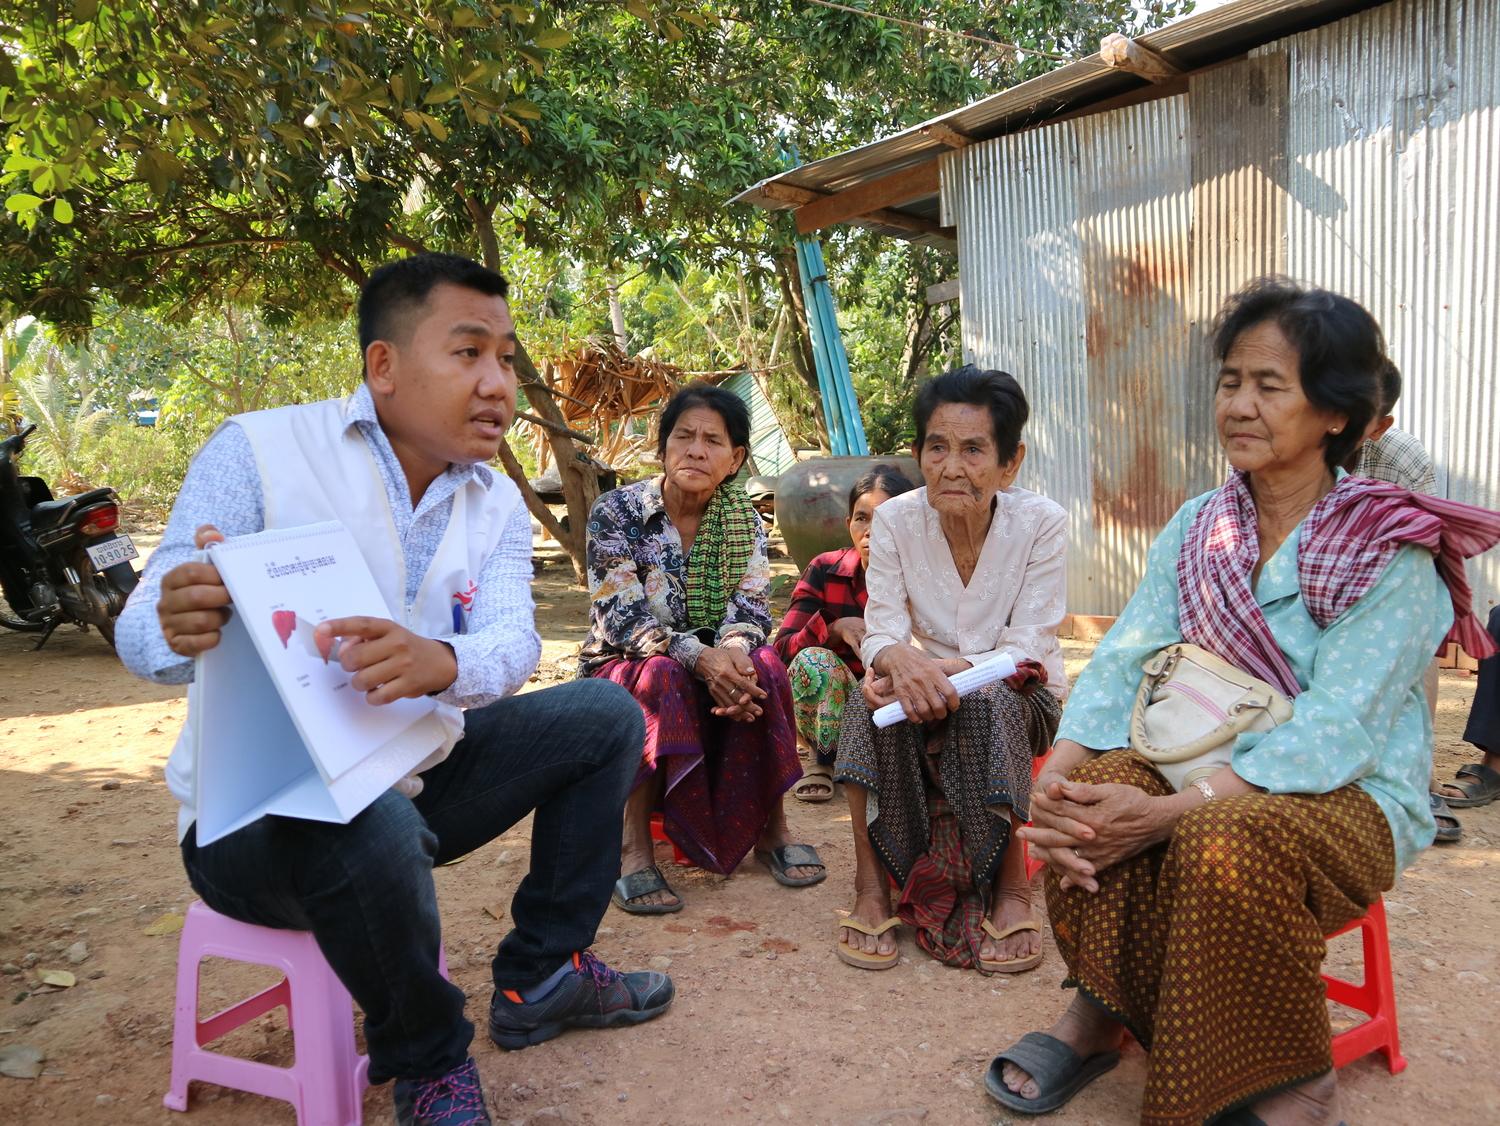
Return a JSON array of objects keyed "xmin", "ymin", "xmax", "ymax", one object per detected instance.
[
  {"xmin": 142, "ymin": 912, "xmax": 184, "ymax": 936},
  {"xmin": 37, "ymin": 969, "xmax": 76, "ymax": 989},
  {"xmin": 0, "ymin": 1044, "xmax": 45, "ymax": 1079}
]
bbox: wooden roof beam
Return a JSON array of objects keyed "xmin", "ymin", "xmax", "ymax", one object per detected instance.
[
  {"xmin": 759, "ymin": 178, "xmax": 946, "ymax": 238},
  {"xmin": 1099, "ymin": 33, "xmax": 1183, "ymax": 84},
  {"xmin": 793, "ymin": 160, "xmax": 940, "ymax": 234}
]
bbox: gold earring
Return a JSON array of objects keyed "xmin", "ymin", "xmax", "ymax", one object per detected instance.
[{"xmin": 1330, "ymin": 427, "xmax": 1341, "ymax": 434}]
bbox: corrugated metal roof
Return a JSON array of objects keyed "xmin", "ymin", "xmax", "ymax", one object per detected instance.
[{"xmin": 731, "ymin": 0, "xmax": 1382, "ymax": 241}]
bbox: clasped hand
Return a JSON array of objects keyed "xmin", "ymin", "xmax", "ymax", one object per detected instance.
[
  {"xmin": 862, "ymin": 645, "xmax": 969, "ymax": 724},
  {"xmin": 695, "ymin": 645, "xmax": 766, "ymax": 722},
  {"xmin": 1019, "ymin": 776, "xmax": 1172, "ymax": 893},
  {"xmin": 157, "ymin": 524, "xmax": 456, "ymax": 703}
]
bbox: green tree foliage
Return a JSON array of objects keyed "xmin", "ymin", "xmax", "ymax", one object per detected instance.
[{"xmin": 1, "ymin": 0, "xmax": 1189, "ymax": 566}]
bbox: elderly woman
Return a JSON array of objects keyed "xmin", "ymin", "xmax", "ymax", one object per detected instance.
[
  {"xmin": 990, "ymin": 279, "xmax": 1500, "ymax": 1125},
  {"xmin": 773, "ymin": 464, "xmax": 916, "ymax": 802},
  {"xmin": 834, "ymin": 366, "xmax": 1068, "ymax": 973},
  {"xmin": 580, "ymin": 383, "xmax": 823, "ymax": 914}
]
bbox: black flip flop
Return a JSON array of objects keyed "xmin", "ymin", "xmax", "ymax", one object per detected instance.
[
  {"xmin": 754, "ymin": 843, "xmax": 827, "ymax": 887},
  {"xmin": 611, "ymin": 865, "xmax": 683, "ymax": 915},
  {"xmin": 1431, "ymin": 792, "xmax": 1462, "ymax": 844},
  {"xmin": 985, "ymin": 1031, "xmax": 1120, "ymax": 1115},
  {"xmin": 1439, "ymin": 763, "xmax": 1500, "ymax": 809}
]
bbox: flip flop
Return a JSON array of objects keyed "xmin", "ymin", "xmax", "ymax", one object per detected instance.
[
  {"xmin": 792, "ymin": 764, "xmax": 835, "ymax": 803},
  {"xmin": 1431, "ymin": 792, "xmax": 1462, "ymax": 844},
  {"xmin": 754, "ymin": 843, "xmax": 827, "ymax": 887},
  {"xmin": 985, "ymin": 1031, "xmax": 1121, "ymax": 1115},
  {"xmin": 611, "ymin": 865, "xmax": 683, "ymax": 915},
  {"xmin": 1437, "ymin": 762, "xmax": 1500, "ymax": 808},
  {"xmin": 836, "ymin": 914, "xmax": 900, "ymax": 970},
  {"xmin": 979, "ymin": 916, "xmax": 1044, "ymax": 973}
]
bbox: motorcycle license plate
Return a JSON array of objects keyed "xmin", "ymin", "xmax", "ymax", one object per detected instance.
[{"xmin": 86, "ymin": 535, "xmax": 139, "ymax": 570}]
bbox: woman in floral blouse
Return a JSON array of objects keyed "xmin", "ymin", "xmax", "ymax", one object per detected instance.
[{"xmin": 580, "ymin": 384, "xmax": 824, "ymax": 914}]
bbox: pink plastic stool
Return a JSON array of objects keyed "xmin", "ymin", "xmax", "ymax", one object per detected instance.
[
  {"xmin": 164, "ymin": 900, "xmax": 448, "ymax": 1124},
  {"xmin": 1324, "ymin": 897, "xmax": 1406, "ymax": 1074}
]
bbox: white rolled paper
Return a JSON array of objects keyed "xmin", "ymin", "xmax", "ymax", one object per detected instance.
[{"xmin": 871, "ymin": 653, "xmax": 1019, "ymax": 728}]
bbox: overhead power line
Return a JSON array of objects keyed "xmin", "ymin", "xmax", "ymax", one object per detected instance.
[{"xmin": 796, "ymin": 0, "xmax": 1074, "ymax": 63}]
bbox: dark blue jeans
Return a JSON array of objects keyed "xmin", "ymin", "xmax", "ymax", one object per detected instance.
[{"xmin": 179, "ymin": 678, "xmax": 642, "ymax": 1083}]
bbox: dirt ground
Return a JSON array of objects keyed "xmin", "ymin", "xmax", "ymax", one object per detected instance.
[{"xmin": 1, "ymin": 532, "xmax": 1497, "ymax": 1126}]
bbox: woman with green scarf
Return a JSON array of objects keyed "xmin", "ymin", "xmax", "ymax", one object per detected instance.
[{"xmin": 580, "ymin": 384, "xmax": 824, "ymax": 914}]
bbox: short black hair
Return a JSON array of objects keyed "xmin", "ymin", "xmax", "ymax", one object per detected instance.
[
  {"xmin": 1378, "ymin": 359, "xmax": 1402, "ymax": 415},
  {"xmin": 656, "ymin": 382, "xmax": 751, "ymax": 456},
  {"xmin": 848, "ymin": 464, "xmax": 915, "ymax": 516},
  {"xmin": 1212, "ymin": 278, "xmax": 1385, "ymax": 470},
  {"xmin": 913, "ymin": 364, "xmax": 1029, "ymax": 463},
  {"xmin": 357, "ymin": 253, "xmax": 509, "ymax": 361}
]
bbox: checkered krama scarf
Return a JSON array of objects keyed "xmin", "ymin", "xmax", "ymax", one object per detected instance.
[
  {"xmin": 683, "ymin": 480, "xmax": 760, "ymax": 631},
  {"xmin": 1177, "ymin": 471, "xmax": 1500, "ymax": 698}
]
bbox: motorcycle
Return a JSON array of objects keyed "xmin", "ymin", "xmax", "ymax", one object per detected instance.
[{"xmin": 0, "ymin": 423, "xmax": 140, "ymax": 650}]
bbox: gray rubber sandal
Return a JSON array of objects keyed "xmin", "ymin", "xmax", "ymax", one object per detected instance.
[
  {"xmin": 1439, "ymin": 762, "xmax": 1500, "ymax": 808},
  {"xmin": 611, "ymin": 865, "xmax": 683, "ymax": 915},
  {"xmin": 985, "ymin": 1031, "xmax": 1121, "ymax": 1115},
  {"xmin": 1431, "ymin": 792, "xmax": 1462, "ymax": 843},
  {"xmin": 754, "ymin": 843, "xmax": 827, "ymax": 887}
]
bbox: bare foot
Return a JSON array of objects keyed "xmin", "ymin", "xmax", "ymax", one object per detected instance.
[
  {"xmin": 980, "ymin": 887, "xmax": 1039, "ymax": 965},
  {"xmin": 618, "ymin": 844, "xmax": 680, "ymax": 910},
  {"xmin": 1001, "ymin": 995, "xmax": 1123, "ymax": 1100},
  {"xmin": 840, "ymin": 886, "xmax": 897, "ymax": 959},
  {"xmin": 1246, "ymin": 1071, "xmax": 1342, "ymax": 1126}
]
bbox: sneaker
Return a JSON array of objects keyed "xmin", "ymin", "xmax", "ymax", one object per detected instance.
[
  {"xmin": 392, "ymin": 1057, "xmax": 491, "ymax": 1125},
  {"xmin": 487, "ymin": 950, "xmax": 674, "ymax": 1050}
]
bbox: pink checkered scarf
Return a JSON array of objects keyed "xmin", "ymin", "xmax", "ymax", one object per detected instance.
[{"xmin": 1177, "ymin": 471, "xmax": 1500, "ymax": 698}]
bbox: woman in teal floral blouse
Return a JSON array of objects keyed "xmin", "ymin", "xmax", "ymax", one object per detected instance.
[
  {"xmin": 989, "ymin": 279, "xmax": 1500, "ymax": 1126},
  {"xmin": 581, "ymin": 384, "xmax": 824, "ymax": 914}
]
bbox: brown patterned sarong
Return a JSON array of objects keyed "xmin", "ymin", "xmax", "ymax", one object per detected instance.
[
  {"xmin": 1047, "ymin": 750, "xmax": 1396, "ymax": 1126},
  {"xmin": 836, "ymin": 682, "xmax": 1060, "ymax": 966}
]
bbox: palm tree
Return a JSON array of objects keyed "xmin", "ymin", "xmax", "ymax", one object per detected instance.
[{"xmin": 12, "ymin": 330, "xmax": 108, "ymax": 486}]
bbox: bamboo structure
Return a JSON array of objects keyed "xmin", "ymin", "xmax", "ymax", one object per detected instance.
[{"xmin": 524, "ymin": 339, "xmax": 738, "ymax": 471}]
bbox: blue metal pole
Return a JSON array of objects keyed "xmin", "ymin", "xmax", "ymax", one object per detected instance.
[
  {"xmin": 803, "ymin": 238, "xmax": 869, "ymax": 455},
  {"xmin": 804, "ymin": 235, "xmax": 852, "ymax": 455},
  {"xmin": 795, "ymin": 234, "xmax": 868, "ymax": 456}
]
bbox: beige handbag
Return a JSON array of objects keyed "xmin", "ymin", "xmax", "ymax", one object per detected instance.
[{"xmin": 1129, "ymin": 643, "xmax": 1294, "ymax": 792}]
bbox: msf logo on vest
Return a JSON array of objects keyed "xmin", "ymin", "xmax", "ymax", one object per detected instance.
[{"xmin": 451, "ymin": 580, "xmax": 479, "ymax": 635}]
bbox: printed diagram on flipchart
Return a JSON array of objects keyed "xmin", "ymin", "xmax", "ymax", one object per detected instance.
[{"xmin": 267, "ymin": 608, "xmax": 346, "ymax": 682}]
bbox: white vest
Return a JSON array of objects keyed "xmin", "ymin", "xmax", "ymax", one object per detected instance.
[{"xmin": 167, "ymin": 394, "xmax": 520, "ymax": 839}]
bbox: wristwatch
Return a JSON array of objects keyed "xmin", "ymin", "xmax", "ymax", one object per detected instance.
[{"xmin": 1191, "ymin": 777, "xmax": 1216, "ymax": 803}]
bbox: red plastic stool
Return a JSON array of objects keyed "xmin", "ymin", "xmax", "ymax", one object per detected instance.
[
  {"xmin": 649, "ymin": 812, "xmax": 693, "ymax": 867},
  {"xmin": 1024, "ymin": 750, "xmax": 1051, "ymax": 880},
  {"xmin": 1323, "ymin": 897, "xmax": 1406, "ymax": 1073}
]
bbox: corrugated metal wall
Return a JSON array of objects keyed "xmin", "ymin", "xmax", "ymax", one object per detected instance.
[
  {"xmin": 945, "ymin": 0, "xmax": 1499, "ymax": 615},
  {"xmin": 723, "ymin": 371, "xmax": 797, "ymax": 477}
]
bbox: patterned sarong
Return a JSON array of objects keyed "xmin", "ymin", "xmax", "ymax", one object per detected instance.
[
  {"xmin": 591, "ymin": 647, "xmax": 801, "ymax": 875},
  {"xmin": 1048, "ymin": 750, "xmax": 1395, "ymax": 1126},
  {"xmin": 836, "ymin": 682, "xmax": 1060, "ymax": 967},
  {"xmin": 786, "ymin": 646, "xmax": 855, "ymax": 765}
]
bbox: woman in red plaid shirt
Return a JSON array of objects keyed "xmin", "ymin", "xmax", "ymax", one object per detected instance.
[{"xmin": 773, "ymin": 465, "xmax": 915, "ymax": 801}]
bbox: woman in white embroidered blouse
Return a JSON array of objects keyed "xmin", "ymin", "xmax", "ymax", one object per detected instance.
[{"xmin": 833, "ymin": 365, "xmax": 1067, "ymax": 975}]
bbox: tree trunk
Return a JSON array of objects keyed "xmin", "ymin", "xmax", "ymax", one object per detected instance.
[
  {"xmin": 512, "ymin": 341, "xmax": 600, "ymax": 586},
  {"xmin": 607, "ymin": 283, "xmax": 628, "ymax": 351},
  {"xmin": 773, "ymin": 248, "xmax": 821, "ymax": 399}
]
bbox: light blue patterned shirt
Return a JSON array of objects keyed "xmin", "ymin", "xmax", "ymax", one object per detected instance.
[
  {"xmin": 116, "ymin": 384, "xmax": 541, "ymax": 708},
  {"xmin": 1056, "ymin": 490, "xmax": 1452, "ymax": 872}
]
